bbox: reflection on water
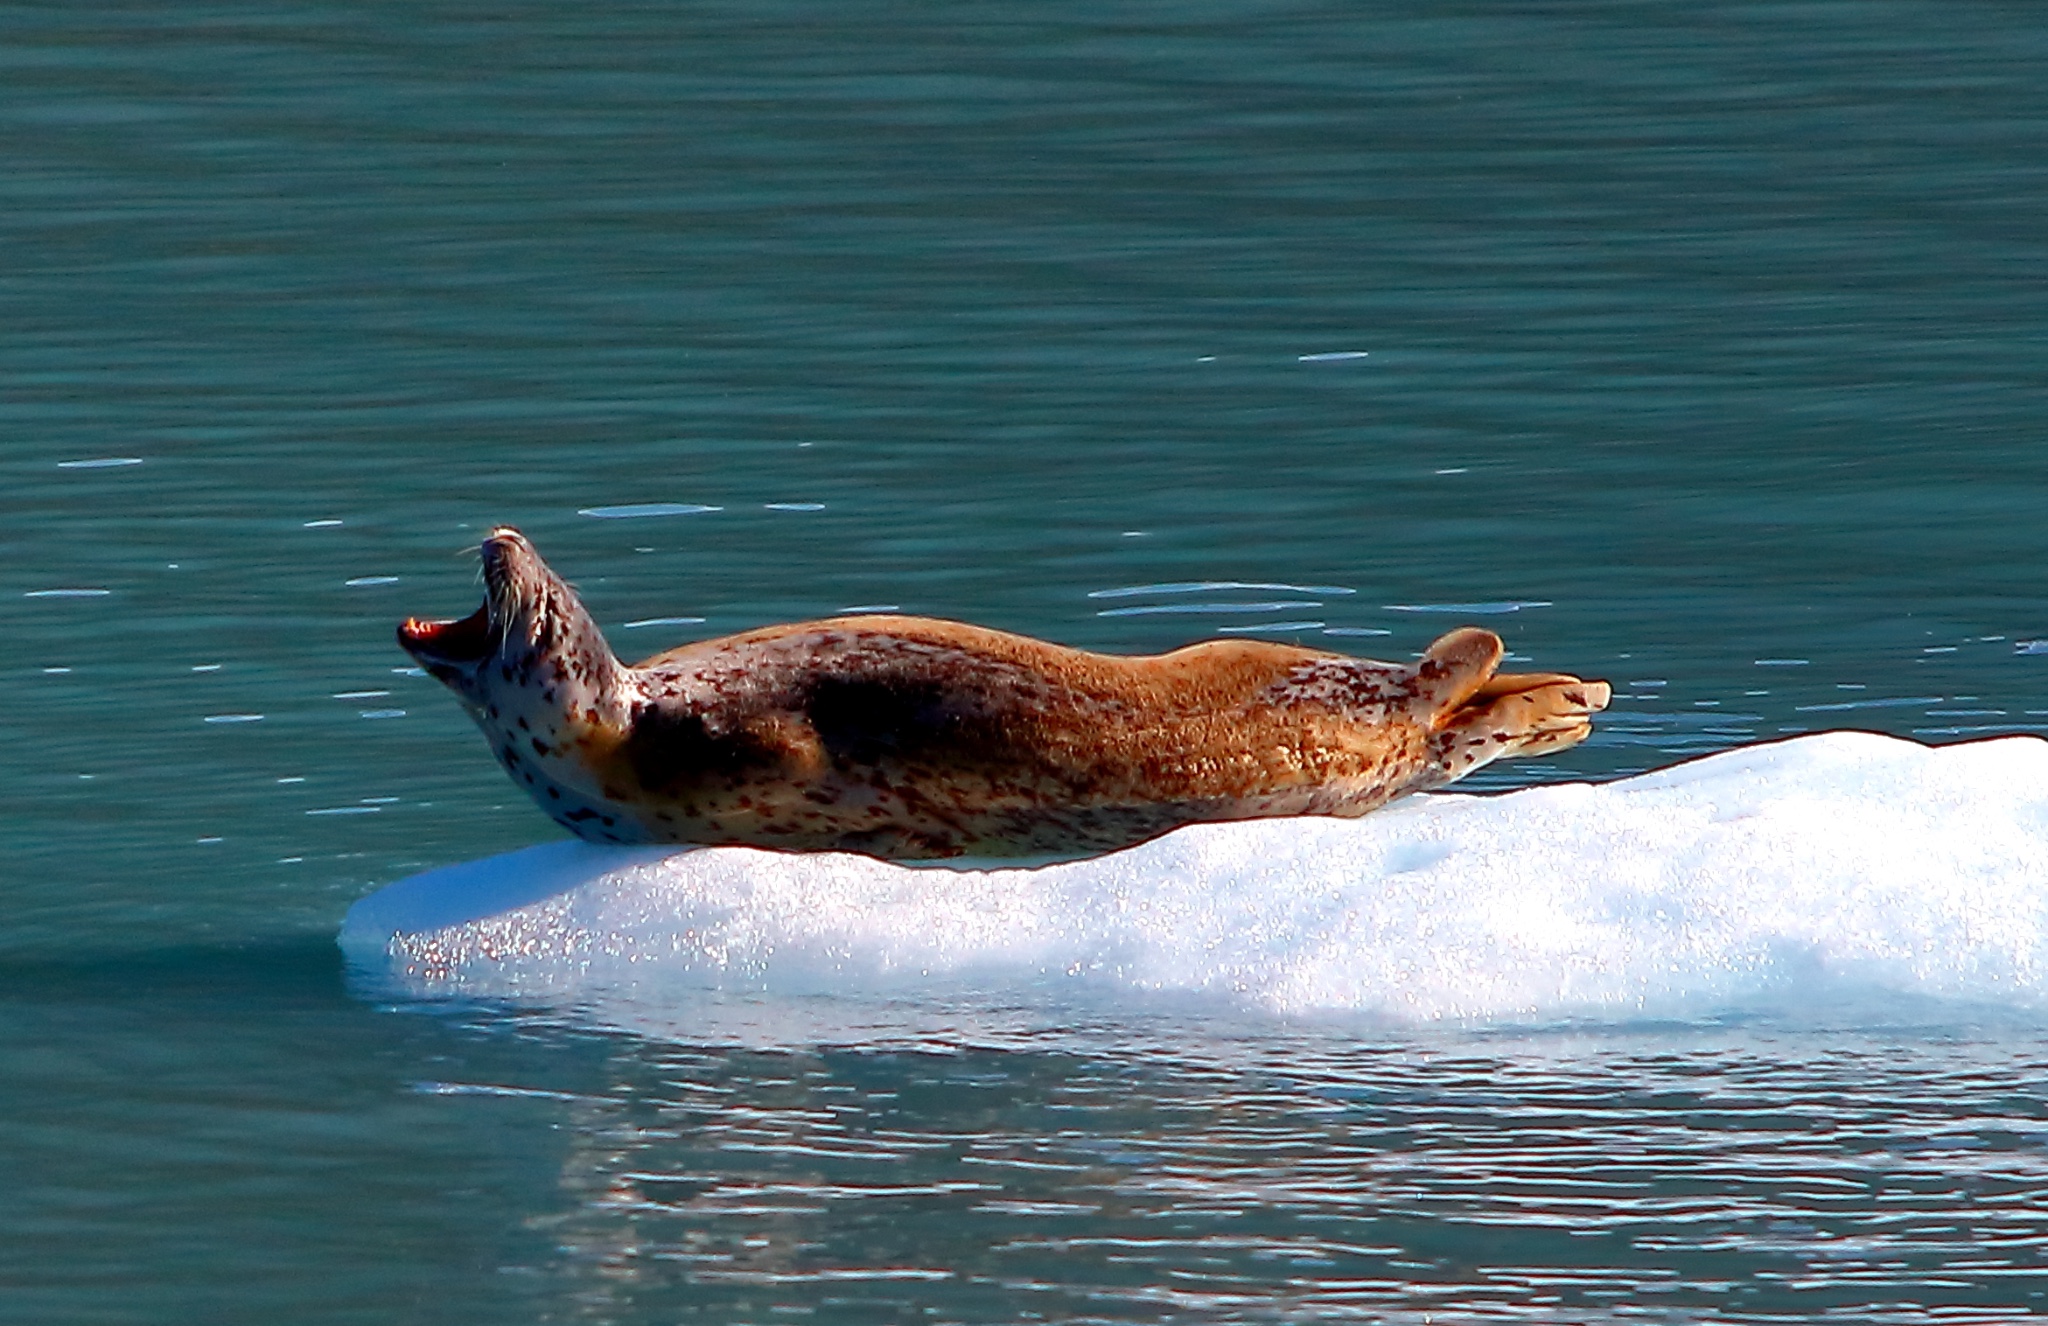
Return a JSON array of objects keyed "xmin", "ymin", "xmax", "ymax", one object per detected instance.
[
  {"xmin": 520, "ymin": 1019, "xmax": 2048, "ymax": 1324},
  {"xmin": 11, "ymin": 938, "xmax": 2047, "ymax": 1324}
]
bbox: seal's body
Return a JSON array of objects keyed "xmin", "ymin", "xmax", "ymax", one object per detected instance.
[{"xmin": 399, "ymin": 529, "xmax": 1610, "ymax": 860}]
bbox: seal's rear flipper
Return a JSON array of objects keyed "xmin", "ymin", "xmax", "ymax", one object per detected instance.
[
  {"xmin": 1408, "ymin": 627, "xmax": 1506, "ymax": 714},
  {"xmin": 1429, "ymin": 672, "xmax": 1613, "ymax": 782}
]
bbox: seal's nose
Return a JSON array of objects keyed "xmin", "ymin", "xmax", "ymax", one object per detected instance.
[
  {"xmin": 480, "ymin": 527, "xmax": 536, "ymax": 579},
  {"xmin": 479, "ymin": 527, "xmax": 530, "ymax": 578}
]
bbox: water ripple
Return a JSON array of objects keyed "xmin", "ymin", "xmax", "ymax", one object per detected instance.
[
  {"xmin": 495, "ymin": 1033, "xmax": 2048, "ymax": 1325},
  {"xmin": 1383, "ymin": 600, "xmax": 1551, "ymax": 615},
  {"xmin": 1091, "ymin": 581, "xmax": 1355, "ymax": 599},
  {"xmin": 1097, "ymin": 601, "xmax": 1323, "ymax": 617},
  {"xmin": 622, "ymin": 616, "xmax": 706, "ymax": 629},
  {"xmin": 579, "ymin": 503, "xmax": 722, "ymax": 519}
]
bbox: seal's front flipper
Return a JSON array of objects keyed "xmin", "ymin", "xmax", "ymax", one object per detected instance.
[{"xmin": 1428, "ymin": 671, "xmax": 1613, "ymax": 782}]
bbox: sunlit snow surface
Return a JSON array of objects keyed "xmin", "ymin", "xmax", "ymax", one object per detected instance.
[{"xmin": 342, "ymin": 733, "xmax": 2048, "ymax": 1029}]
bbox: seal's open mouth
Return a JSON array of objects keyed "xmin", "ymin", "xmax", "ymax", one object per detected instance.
[
  {"xmin": 396, "ymin": 528, "xmax": 545, "ymax": 669},
  {"xmin": 398, "ymin": 603, "xmax": 493, "ymax": 666}
]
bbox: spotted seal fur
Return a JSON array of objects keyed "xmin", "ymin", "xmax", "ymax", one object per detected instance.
[{"xmin": 398, "ymin": 528, "xmax": 1611, "ymax": 860}]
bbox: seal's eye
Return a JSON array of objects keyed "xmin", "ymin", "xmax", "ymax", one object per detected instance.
[{"xmin": 398, "ymin": 603, "xmax": 493, "ymax": 665}]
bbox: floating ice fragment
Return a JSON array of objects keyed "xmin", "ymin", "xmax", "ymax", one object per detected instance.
[
  {"xmin": 344, "ymin": 576, "xmax": 399, "ymax": 587},
  {"xmin": 25, "ymin": 588, "xmax": 111, "ymax": 599},
  {"xmin": 57, "ymin": 457, "xmax": 143, "ymax": 469},
  {"xmin": 203, "ymin": 713, "xmax": 264, "ymax": 724},
  {"xmin": 764, "ymin": 503, "xmax": 826, "ymax": 512},
  {"xmin": 1298, "ymin": 351, "xmax": 1370, "ymax": 362}
]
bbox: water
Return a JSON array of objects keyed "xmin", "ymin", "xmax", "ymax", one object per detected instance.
[{"xmin": 6, "ymin": 1, "xmax": 2048, "ymax": 1320}]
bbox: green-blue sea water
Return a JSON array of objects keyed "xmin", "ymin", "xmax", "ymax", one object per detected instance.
[{"xmin": 6, "ymin": 2, "xmax": 2047, "ymax": 1320}]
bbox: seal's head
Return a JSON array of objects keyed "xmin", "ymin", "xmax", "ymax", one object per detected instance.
[
  {"xmin": 399, "ymin": 529, "xmax": 661, "ymax": 843},
  {"xmin": 397, "ymin": 526, "xmax": 627, "ymax": 729}
]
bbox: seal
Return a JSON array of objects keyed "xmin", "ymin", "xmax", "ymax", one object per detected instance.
[{"xmin": 398, "ymin": 527, "xmax": 1611, "ymax": 860}]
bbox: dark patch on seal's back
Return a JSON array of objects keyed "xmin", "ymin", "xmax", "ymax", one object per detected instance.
[
  {"xmin": 624, "ymin": 705, "xmax": 783, "ymax": 791},
  {"xmin": 806, "ymin": 673, "xmax": 992, "ymax": 767}
]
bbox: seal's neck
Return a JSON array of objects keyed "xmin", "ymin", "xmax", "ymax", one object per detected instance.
[{"xmin": 519, "ymin": 581, "xmax": 635, "ymax": 727}]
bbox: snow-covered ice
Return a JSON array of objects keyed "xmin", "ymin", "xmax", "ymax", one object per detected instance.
[{"xmin": 341, "ymin": 732, "xmax": 2048, "ymax": 1026}]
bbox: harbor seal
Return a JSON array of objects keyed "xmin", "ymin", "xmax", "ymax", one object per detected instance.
[{"xmin": 398, "ymin": 527, "xmax": 1610, "ymax": 860}]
